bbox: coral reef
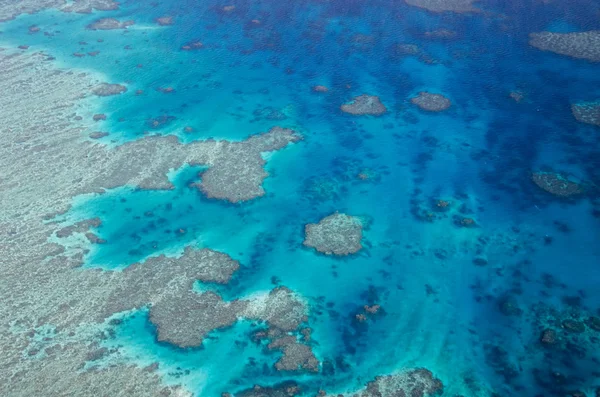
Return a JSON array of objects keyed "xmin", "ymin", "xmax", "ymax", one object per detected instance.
[
  {"xmin": 529, "ymin": 31, "xmax": 600, "ymax": 62},
  {"xmin": 571, "ymin": 101, "xmax": 600, "ymax": 126},
  {"xmin": 410, "ymin": 92, "xmax": 452, "ymax": 112},
  {"xmin": 423, "ymin": 29, "xmax": 457, "ymax": 40},
  {"xmin": 0, "ymin": 0, "xmax": 119, "ymax": 22},
  {"xmin": 303, "ymin": 213, "xmax": 363, "ymax": 255},
  {"xmin": 150, "ymin": 291, "xmax": 248, "ymax": 348},
  {"xmin": 194, "ymin": 127, "xmax": 302, "ymax": 202},
  {"xmin": 324, "ymin": 368, "xmax": 443, "ymax": 397},
  {"xmin": 0, "ymin": 51, "xmax": 303, "ymax": 395},
  {"xmin": 89, "ymin": 131, "xmax": 109, "ymax": 139},
  {"xmin": 92, "ymin": 83, "xmax": 127, "ymax": 96},
  {"xmin": 181, "ymin": 40, "xmax": 204, "ymax": 51},
  {"xmin": 86, "ymin": 18, "xmax": 134, "ymax": 30},
  {"xmin": 234, "ymin": 382, "xmax": 301, "ymax": 397},
  {"xmin": 267, "ymin": 336, "xmax": 319, "ymax": 372},
  {"xmin": 155, "ymin": 16, "xmax": 173, "ymax": 26},
  {"xmin": 404, "ymin": 0, "xmax": 479, "ymax": 13},
  {"xmin": 149, "ymin": 285, "xmax": 314, "ymax": 351},
  {"xmin": 341, "ymin": 94, "xmax": 387, "ymax": 116},
  {"xmin": 532, "ymin": 172, "xmax": 584, "ymax": 197}
]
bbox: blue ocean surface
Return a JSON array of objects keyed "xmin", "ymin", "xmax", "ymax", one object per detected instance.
[{"xmin": 3, "ymin": 0, "xmax": 600, "ymax": 395}]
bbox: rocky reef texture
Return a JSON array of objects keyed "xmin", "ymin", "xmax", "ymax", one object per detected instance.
[
  {"xmin": 529, "ymin": 31, "xmax": 600, "ymax": 62},
  {"xmin": 341, "ymin": 94, "xmax": 387, "ymax": 116},
  {"xmin": 155, "ymin": 16, "xmax": 174, "ymax": 26},
  {"xmin": 234, "ymin": 381, "xmax": 301, "ymax": 397},
  {"xmin": 404, "ymin": 0, "xmax": 479, "ymax": 13},
  {"xmin": 149, "ymin": 287, "xmax": 305, "ymax": 346},
  {"xmin": 0, "ymin": 50, "xmax": 301, "ymax": 395},
  {"xmin": 304, "ymin": 213, "xmax": 363, "ymax": 255},
  {"xmin": 325, "ymin": 368, "xmax": 443, "ymax": 397},
  {"xmin": 86, "ymin": 17, "xmax": 134, "ymax": 30},
  {"xmin": 150, "ymin": 291, "xmax": 248, "ymax": 348},
  {"xmin": 193, "ymin": 127, "xmax": 302, "ymax": 202},
  {"xmin": 571, "ymin": 101, "xmax": 600, "ymax": 126},
  {"xmin": 3, "ymin": 342, "xmax": 191, "ymax": 397},
  {"xmin": 92, "ymin": 82, "xmax": 127, "ymax": 96},
  {"xmin": 149, "ymin": 286, "xmax": 318, "ymax": 371},
  {"xmin": 0, "ymin": 0, "xmax": 119, "ymax": 22},
  {"xmin": 411, "ymin": 92, "xmax": 452, "ymax": 112},
  {"xmin": 532, "ymin": 172, "xmax": 584, "ymax": 197},
  {"xmin": 267, "ymin": 336, "xmax": 319, "ymax": 372}
]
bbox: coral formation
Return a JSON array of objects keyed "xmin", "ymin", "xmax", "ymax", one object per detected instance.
[
  {"xmin": 93, "ymin": 83, "xmax": 127, "ymax": 96},
  {"xmin": 150, "ymin": 291, "xmax": 248, "ymax": 348},
  {"xmin": 304, "ymin": 213, "xmax": 363, "ymax": 255},
  {"xmin": 155, "ymin": 16, "xmax": 173, "ymax": 26},
  {"xmin": 86, "ymin": 18, "xmax": 134, "ymax": 30},
  {"xmin": 404, "ymin": 0, "xmax": 479, "ymax": 13},
  {"xmin": 410, "ymin": 92, "xmax": 452, "ymax": 112},
  {"xmin": 532, "ymin": 172, "xmax": 584, "ymax": 197},
  {"xmin": 193, "ymin": 127, "xmax": 302, "ymax": 202},
  {"xmin": 234, "ymin": 382, "xmax": 301, "ymax": 397},
  {"xmin": 324, "ymin": 368, "xmax": 443, "ymax": 397},
  {"xmin": 0, "ymin": 0, "xmax": 119, "ymax": 22},
  {"xmin": 571, "ymin": 101, "xmax": 600, "ymax": 126},
  {"xmin": 181, "ymin": 40, "xmax": 204, "ymax": 51},
  {"xmin": 423, "ymin": 29, "xmax": 457, "ymax": 40},
  {"xmin": 149, "ymin": 286, "xmax": 319, "ymax": 372},
  {"xmin": 529, "ymin": 31, "xmax": 600, "ymax": 62},
  {"xmin": 267, "ymin": 336, "xmax": 319, "ymax": 372},
  {"xmin": 341, "ymin": 94, "xmax": 387, "ymax": 116},
  {"xmin": 0, "ymin": 50, "xmax": 303, "ymax": 395}
]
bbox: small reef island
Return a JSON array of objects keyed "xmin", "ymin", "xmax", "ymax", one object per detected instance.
[{"xmin": 0, "ymin": 0, "xmax": 599, "ymax": 396}]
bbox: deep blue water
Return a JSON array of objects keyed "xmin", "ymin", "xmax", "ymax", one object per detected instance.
[{"xmin": 4, "ymin": 0, "xmax": 600, "ymax": 395}]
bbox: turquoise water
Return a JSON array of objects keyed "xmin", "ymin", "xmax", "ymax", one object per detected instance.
[{"xmin": 4, "ymin": 0, "xmax": 600, "ymax": 395}]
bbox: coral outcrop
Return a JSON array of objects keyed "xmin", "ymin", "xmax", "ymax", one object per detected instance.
[
  {"xmin": 532, "ymin": 172, "xmax": 584, "ymax": 197},
  {"xmin": 304, "ymin": 213, "xmax": 363, "ymax": 255},
  {"xmin": 411, "ymin": 92, "xmax": 452, "ymax": 112},
  {"xmin": 529, "ymin": 31, "xmax": 600, "ymax": 62},
  {"xmin": 571, "ymin": 101, "xmax": 600, "ymax": 126},
  {"xmin": 324, "ymin": 368, "xmax": 443, "ymax": 397},
  {"xmin": 341, "ymin": 94, "xmax": 387, "ymax": 116},
  {"xmin": 404, "ymin": 0, "xmax": 479, "ymax": 13}
]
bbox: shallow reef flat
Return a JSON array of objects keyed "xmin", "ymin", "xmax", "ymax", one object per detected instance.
[
  {"xmin": 0, "ymin": 49, "xmax": 301, "ymax": 395},
  {"xmin": 1, "ymin": 0, "xmax": 600, "ymax": 396}
]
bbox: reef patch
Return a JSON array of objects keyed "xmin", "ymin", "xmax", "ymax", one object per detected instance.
[
  {"xmin": 303, "ymin": 213, "xmax": 363, "ymax": 256},
  {"xmin": 341, "ymin": 95, "xmax": 387, "ymax": 116},
  {"xmin": 410, "ymin": 92, "xmax": 452, "ymax": 112},
  {"xmin": 529, "ymin": 31, "xmax": 600, "ymax": 62}
]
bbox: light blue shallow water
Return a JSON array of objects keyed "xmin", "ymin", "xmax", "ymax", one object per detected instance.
[{"xmin": 3, "ymin": 0, "xmax": 600, "ymax": 395}]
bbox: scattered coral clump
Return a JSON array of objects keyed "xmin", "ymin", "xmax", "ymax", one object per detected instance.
[{"xmin": 532, "ymin": 172, "xmax": 584, "ymax": 197}]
